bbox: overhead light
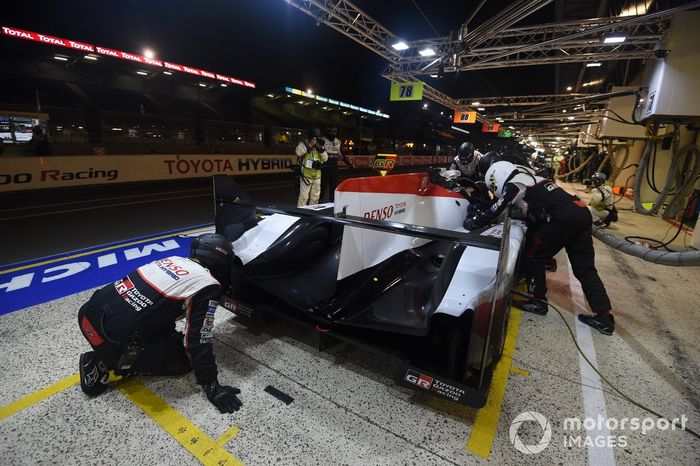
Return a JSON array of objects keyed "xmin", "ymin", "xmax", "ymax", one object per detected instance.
[
  {"xmin": 220, "ymin": 83, "xmax": 227, "ymax": 87},
  {"xmin": 418, "ymin": 47, "xmax": 436, "ymax": 57},
  {"xmin": 54, "ymin": 56, "xmax": 68, "ymax": 61},
  {"xmin": 496, "ymin": 117, "xmax": 503, "ymax": 122},
  {"xmin": 112, "ymin": 127, "xmax": 122, "ymax": 131},
  {"xmin": 508, "ymin": 126, "xmax": 515, "ymax": 130},
  {"xmin": 198, "ymin": 83, "xmax": 207, "ymax": 87},
  {"xmin": 422, "ymin": 103, "xmax": 428, "ymax": 109},
  {"xmin": 603, "ymin": 35, "xmax": 626, "ymax": 44},
  {"xmin": 471, "ymin": 101, "xmax": 480, "ymax": 106},
  {"xmin": 144, "ymin": 49, "xmax": 155, "ymax": 59},
  {"xmin": 430, "ymin": 74, "xmax": 438, "ymax": 78},
  {"xmin": 586, "ymin": 62, "xmax": 602, "ymax": 67},
  {"xmin": 562, "ymin": 109, "xmax": 567, "ymax": 113},
  {"xmin": 392, "ymin": 41, "xmax": 409, "ymax": 51},
  {"xmin": 567, "ymin": 116, "xmax": 575, "ymax": 120},
  {"xmin": 266, "ymin": 93, "xmax": 275, "ymax": 98},
  {"xmin": 163, "ymin": 71, "xmax": 172, "ymax": 75},
  {"xmin": 440, "ymin": 111, "xmax": 444, "ymax": 115},
  {"xmin": 306, "ymin": 88, "xmax": 314, "ymax": 94},
  {"xmin": 451, "ymin": 126, "xmax": 470, "ymax": 134},
  {"xmin": 566, "ymin": 86, "xmax": 573, "ymax": 91},
  {"xmin": 477, "ymin": 107, "xmax": 485, "ymax": 111},
  {"xmin": 564, "ymin": 126, "xmax": 569, "ymax": 130},
  {"xmin": 84, "ymin": 55, "xmax": 98, "ymax": 61},
  {"xmin": 137, "ymin": 71, "xmax": 148, "ymax": 76}
]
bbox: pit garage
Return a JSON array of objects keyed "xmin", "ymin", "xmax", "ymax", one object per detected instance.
[{"xmin": 1, "ymin": 1, "xmax": 700, "ymax": 465}]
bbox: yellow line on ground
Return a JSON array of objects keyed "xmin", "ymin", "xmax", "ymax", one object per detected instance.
[
  {"xmin": 216, "ymin": 426, "xmax": 242, "ymax": 446},
  {"xmin": 510, "ymin": 367, "xmax": 529, "ymax": 377},
  {"xmin": 466, "ymin": 307, "xmax": 523, "ymax": 460},
  {"xmin": 0, "ymin": 226, "xmax": 213, "ymax": 275},
  {"xmin": 116, "ymin": 379, "xmax": 243, "ymax": 466},
  {"xmin": 0, "ymin": 374, "xmax": 79, "ymax": 421}
]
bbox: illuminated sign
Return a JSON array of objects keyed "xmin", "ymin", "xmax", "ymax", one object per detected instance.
[
  {"xmin": 390, "ymin": 81, "xmax": 424, "ymax": 101},
  {"xmin": 1, "ymin": 25, "xmax": 255, "ymax": 88},
  {"xmin": 453, "ymin": 111, "xmax": 477, "ymax": 124},
  {"xmin": 371, "ymin": 154, "xmax": 397, "ymax": 176},
  {"xmin": 482, "ymin": 123, "xmax": 500, "ymax": 133},
  {"xmin": 285, "ymin": 87, "xmax": 390, "ymax": 119},
  {"xmin": 497, "ymin": 128, "xmax": 512, "ymax": 138}
]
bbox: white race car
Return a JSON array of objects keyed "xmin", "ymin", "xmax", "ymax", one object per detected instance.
[{"xmin": 214, "ymin": 171, "xmax": 526, "ymax": 406}]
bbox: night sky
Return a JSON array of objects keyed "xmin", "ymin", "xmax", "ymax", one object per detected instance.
[{"xmin": 2, "ymin": 0, "xmax": 559, "ymax": 113}]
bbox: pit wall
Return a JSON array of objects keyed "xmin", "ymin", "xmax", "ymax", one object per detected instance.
[{"xmin": 0, "ymin": 154, "xmax": 451, "ymax": 193}]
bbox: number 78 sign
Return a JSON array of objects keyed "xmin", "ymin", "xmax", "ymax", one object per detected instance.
[{"xmin": 390, "ymin": 81, "xmax": 424, "ymax": 101}]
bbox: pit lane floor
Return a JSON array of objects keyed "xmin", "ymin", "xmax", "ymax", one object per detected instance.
[{"xmin": 1, "ymin": 176, "xmax": 699, "ymax": 465}]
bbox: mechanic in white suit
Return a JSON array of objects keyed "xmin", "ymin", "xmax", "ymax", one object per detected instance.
[
  {"xmin": 449, "ymin": 141, "xmax": 483, "ymax": 180},
  {"xmin": 295, "ymin": 127, "xmax": 328, "ymax": 207},
  {"xmin": 588, "ymin": 172, "xmax": 616, "ymax": 227}
]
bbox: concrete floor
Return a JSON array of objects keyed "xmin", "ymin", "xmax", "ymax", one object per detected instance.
[{"xmin": 1, "ymin": 181, "xmax": 699, "ymax": 465}]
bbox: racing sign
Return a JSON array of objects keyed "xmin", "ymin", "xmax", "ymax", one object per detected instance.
[
  {"xmin": 482, "ymin": 123, "xmax": 501, "ymax": 133},
  {"xmin": 498, "ymin": 128, "xmax": 513, "ymax": 138},
  {"xmin": 371, "ymin": 153, "xmax": 397, "ymax": 176},
  {"xmin": 390, "ymin": 81, "xmax": 424, "ymax": 101},
  {"xmin": 453, "ymin": 110, "xmax": 477, "ymax": 124}
]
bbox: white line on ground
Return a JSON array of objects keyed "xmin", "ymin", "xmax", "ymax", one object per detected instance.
[{"xmin": 567, "ymin": 263, "xmax": 616, "ymax": 466}]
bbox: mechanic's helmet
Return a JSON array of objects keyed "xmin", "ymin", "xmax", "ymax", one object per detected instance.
[
  {"xmin": 477, "ymin": 151, "xmax": 500, "ymax": 178},
  {"xmin": 457, "ymin": 141, "xmax": 475, "ymax": 162},
  {"xmin": 189, "ymin": 233, "xmax": 234, "ymax": 288},
  {"xmin": 308, "ymin": 127, "xmax": 322, "ymax": 140},
  {"xmin": 485, "ymin": 161, "xmax": 517, "ymax": 198},
  {"xmin": 591, "ymin": 172, "xmax": 607, "ymax": 187},
  {"xmin": 326, "ymin": 126, "xmax": 337, "ymax": 137}
]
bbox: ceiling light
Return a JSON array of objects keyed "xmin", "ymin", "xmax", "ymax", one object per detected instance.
[
  {"xmin": 112, "ymin": 127, "xmax": 122, "ymax": 131},
  {"xmin": 586, "ymin": 62, "xmax": 602, "ymax": 67},
  {"xmin": 496, "ymin": 117, "xmax": 503, "ymax": 122},
  {"xmin": 508, "ymin": 126, "xmax": 515, "ymax": 130},
  {"xmin": 266, "ymin": 93, "xmax": 275, "ymax": 98},
  {"xmin": 477, "ymin": 107, "xmax": 485, "ymax": 111},
  {"xmin": 562, "ymin": 109, "xmax": 567, "ymax": 113},
  {"xmin": 392, "ymin": 41, "xmax": 409, "ymax": 51},
  {"xmin": 603, "ymin": 35, "xmax": 626, "ymax": 44},
  {"xmin": 144, "ymin": 49, "xmax": 155, "ymax": 59},
  {"xmin": 163, "ymin": 71, "xmax": 172, "ymax": 75},
  {"xmin": 198, "ymin": 83, "xmax": 207, "ymax": 87},
  {"xmin": 440, "ymin": 111, "xmax": 444, "ymax": 115},
  {"xmin": 564, "ymin": 126, "xmax": 569, "ymax": 130},
  {"xmin": 306, "ymin": 88, "xmax": 313, "ymax": 94},
  {"xmin": 566, "ymin": 86, "xmax": 573, "ymax": 91},
  {"xmin": 418, "ymin": 48, "xmax": 436, "ymax": 57},
  {"xmin": 84, "ymin": 55, "xmax": 98, "ymax": 61},
  {"xmin": 220, "ymin": 83, "xmax": 227, "ymax": 87},
  {"xmin": 422, "ymin": 103, "xmax": 428, "ymax": 109},
  {"xmin": 54, "ymin": 56, "xmax": 68, "ymax": 61},
  {"xmin": 136, "ymin": 71, "xmax": 148, "ymax": 76},
  {"xmin": 567, "ymin": 116, "xmax": 575, "ymax": 120},
  {"xmin": 451, "ymin": 126, "xmax": 470, "ymax": 134},
  {"xmin": 430, "ymin": 74, "xmax": 438, "ymax": 78}
]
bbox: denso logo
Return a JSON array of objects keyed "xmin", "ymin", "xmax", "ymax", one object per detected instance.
[{"xmin": 364, "ymin": 204, "xmax": 394, "ymax": 221}]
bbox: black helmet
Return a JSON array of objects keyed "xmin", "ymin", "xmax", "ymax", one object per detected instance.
[
  {"xmin": 190, "ymin": 233, "xmax": 234, "ymax": 288},
  {"xmin": 457, "ymin": 141, "xmax": 475, "ymax": 162},
  {"xmin": 591, "ymin": 172, "xmax": 607, "ymax": 187},
  {"xmin": 477, "ymin": 151, "xmax": 500, "ymax": 178},
  {"xmin": 308, "ymin": 127, "xmax": 322, "ymax": 139}
]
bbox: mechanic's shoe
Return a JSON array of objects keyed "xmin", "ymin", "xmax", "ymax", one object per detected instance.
[
  {"xmin": 544, "ymin": 258, "xmax": 557, "ymax": 272},
  {"xmin": 79, "ymin": 352, "xmax": 110, "ymax": 397},
  {"xmin": 593, "ymin": 219, "xmax": 606, "ymax": 227},
  {"xmin": 513, "ymin": 298, "xmax": 549, "ymax": 315},
  {"xmin": 578, "ymin": 313, "xmax": 615, "ymax": 335}
]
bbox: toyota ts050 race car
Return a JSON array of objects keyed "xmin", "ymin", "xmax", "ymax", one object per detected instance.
[{"xmin": 213, "ymin": 171, "xmax": 526, "ymax": 407}]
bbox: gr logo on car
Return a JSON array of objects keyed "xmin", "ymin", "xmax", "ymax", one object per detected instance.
[{"xmin": 405, "ymin": 369, "xmax": 433, "ymax": 390}]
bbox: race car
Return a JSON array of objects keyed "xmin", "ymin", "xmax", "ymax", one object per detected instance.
[{"xmin": 213, "ymin": 171, "xmax": 526, "ymax": 407}]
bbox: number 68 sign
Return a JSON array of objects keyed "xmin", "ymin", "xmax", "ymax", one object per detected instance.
[{"xmin": 390, "ymin": 81, "xmax": 424, "ymax": 101}]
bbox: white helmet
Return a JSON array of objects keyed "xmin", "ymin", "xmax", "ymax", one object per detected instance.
[{"xmin": 485, "ymin": 161, "xmax": 517, "ymax": 198}]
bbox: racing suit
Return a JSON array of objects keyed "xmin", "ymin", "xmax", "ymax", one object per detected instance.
[
  {"xmin": 466, "ymin": 166, "xmax": 612, "ymax": 314},
  {"xmin": 295, "ymin": 140, "xmax": 328, "ymax": 207},
  {"xmin": 78, "ymin": 256, "xmax": 222, "ymax": 384},
  {"xmin": 588, "ymin": 183, "xmax": 615, "ymax": 224},
  {"xmin": 449, "ymin": 150, "xmax": 483, "ymax": 180}
]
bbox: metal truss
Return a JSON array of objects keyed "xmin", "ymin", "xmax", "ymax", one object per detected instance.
[{"xmin": 455, "ymin": 93, "xmax": 595, "ymax": 107}]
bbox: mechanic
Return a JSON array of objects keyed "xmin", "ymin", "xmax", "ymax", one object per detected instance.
[
  {"xmin": 77, "ymin": 234, "xmax": 244, "ymax": 413},
  {"xmin": 588, "ymin": 172, "xmax": 617, "ymax": 227},
  {"xmin": 450, "ymin": 141, "xmax": 483, "ymax": 180},
  {"xmin": 319, "ymin": 126, "xmax": 353, "ymax": 202},
  {"xmin": 463, "ymin": 161, "xmax": 615, "ymax": 335},
  {"xmin": 295, "ymin": 127, "xmax": 329, "ymax": 207}
]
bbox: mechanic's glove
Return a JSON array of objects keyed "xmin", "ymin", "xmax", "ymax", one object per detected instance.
[
  {"xmin": 203, "ymin": 381, "xmax": 242, "ymax": 413},
  {"xmin": 464, "ymin": 216, "xmax": 485, "ymax": 231},
  {"xmin": 311, "ymin": 160, "xmax": 323, "ymax": 170}
]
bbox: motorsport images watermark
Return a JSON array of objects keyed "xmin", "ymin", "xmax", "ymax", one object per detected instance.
[{"xmin": 509, "ymin": 411, "xmax": 689, "ymax": 454}]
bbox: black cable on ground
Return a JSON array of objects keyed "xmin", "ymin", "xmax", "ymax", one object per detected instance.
[
  {"xmin": 512, "ymin": 289, "xmax": 700, "ymax": 441},
  {"xmin": 625, "ymin": 193, "xmax": 698, "ymax": 251}
]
